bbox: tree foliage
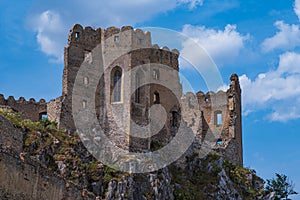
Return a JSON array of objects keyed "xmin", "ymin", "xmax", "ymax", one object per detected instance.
[{"xmin": 265, "ymin": 173, "xmax": 298, "ymax": 200}]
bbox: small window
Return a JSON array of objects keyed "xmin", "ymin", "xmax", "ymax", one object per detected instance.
[
  {"xmin": 205, "ymin": 97, "xmax": 209, "ymax": 102},
  {"xmin": 75, "ymin": 32, "xmax": 79, "ymax": 38},
  {"xmin": 82, "ymin": 100, "xmax": 87, "ymax": 109},
  {"xmin": 135, "ymin": 73, "xmax": 141, "ymax": 103},
  {"xmin": 153, "ymin": 91, "xmax": 160, "ymax": 104},
  {"xmin": 112, "ymin": 68, "xmax": 122, "ymax": 102},
  {"xmin": 83, "ymin": 77, "xmax": 89, "ymax": 85},
  {"xmin": 40, "ymin": 113, "xmax": 48, "ymax": 120},
  {"xmin": 171, "ymin": 111, "xmax": 178, "ymax": 127},
  {"xmin": 216, "ymin": 112, "xmax": 222, "ymax": 126},
  {"xmin": 114, "ymin": 35, "xmax": 119, "ymax": 42},
  {"xmin": 152, "ymin": 69, "xmax": 159, "ymax": 80},
  {"xmin": 217, "ymin": 139, "xmax": 223, "ymax": 145}
]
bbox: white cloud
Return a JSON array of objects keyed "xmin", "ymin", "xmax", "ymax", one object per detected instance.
[
  {"xmin": 177, "ymin": 0, "xmax": 204, "ymax": 9},
  {"xmin": 240, "ymin": 52, "xmax": 300, "ymax": 122},
  {"xmin": 294, "ymin": 0, "xmax": 300, "ymax": 21},
  {"xmin": 261, "ymin": 21, "xmax": 300, "ymax": 52},
  {"xmin": 181, "ymin": 24, "xmax": 249, "ymax": 67},
  {"xmin": 29, "ymin": 0, "xmax": 204, "ymax": 62},
  {"xmin": 31, "ymin": 10, "xmax": 65, "ymax": 63}
]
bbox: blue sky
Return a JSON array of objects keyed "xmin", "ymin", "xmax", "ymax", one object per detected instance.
[{"xmin": 1, "ymin": 0, "xmax": 300, "ymax": 197}]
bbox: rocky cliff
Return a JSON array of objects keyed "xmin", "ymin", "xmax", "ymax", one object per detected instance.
[{"xmin": 0, "ymin": 109, "xmax": 264, "ymax": 200}]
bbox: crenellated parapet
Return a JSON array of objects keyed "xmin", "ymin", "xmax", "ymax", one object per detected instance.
[
  {"xmin": 0, "ymin": 94, "xmax": 47, "ymax": 122},
  {"xmin": 130, "ymin": 46, "xmax": 180, "ymax": 71}
]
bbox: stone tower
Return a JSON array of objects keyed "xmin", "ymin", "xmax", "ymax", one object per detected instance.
[
  {"xmin": 56, "ymin": 24, "xmax": 182, "ymax": 151},
  {"xmin": 0, "ymin": 24, "xmax": 243, "ymax": 166}
]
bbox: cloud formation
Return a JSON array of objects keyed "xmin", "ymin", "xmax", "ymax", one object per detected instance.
[
  {"xmin": 240, "ymin": 52, "xmax": 300, "ymax": 122},
  {"xmin": 29, "ymin": 0, "xmax": 204, "ymax": 62},
  {"xmin": 261, "ymin": 21, "xmax": 300, "ymax": 52},
  {"xmin": 31, "ymin": 10, "xmax": 65, "ymax": 63},
  {"xmin": 294, "ymin": 0, "xmax": 300, "ymax": 21},
  {"xmin": 181, "ymin": 24, "xmax": 249, "ymax": 67}
]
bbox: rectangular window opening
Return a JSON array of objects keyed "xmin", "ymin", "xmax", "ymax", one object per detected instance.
[
  {"xmin": 114, "ymin": 35, "xmax": 119, "ymax": 42},
  {"xmin": 216, "ymin": 113, "xmax": 222, "ymax": 126}
]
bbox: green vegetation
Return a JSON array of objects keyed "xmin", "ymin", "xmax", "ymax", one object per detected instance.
[
  {"xmin": 223, "ymin": 160, "xmax": 264, "ymax": 199},
  {"xmin": 0, "ymin": 108, "xmax": 129, "ymax": 197},
  {"xmin": 265, "ymin": 173, "xmax": 298, "ymax": 200},
  {"xmin": 170, "ymin": 153, "xmax": 222, "ymax": 200},
  {"xmin": 170, "ymin": 153, "xmax": 265, "ymax": 200},
  {"xmin": 2, "ymin": 109, "xmax": 296, "ymax": 199}
]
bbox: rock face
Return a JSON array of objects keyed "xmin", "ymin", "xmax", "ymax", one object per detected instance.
[{"xmin": 0, "ymin": 111, "xmax": 263, "ymax": 200}]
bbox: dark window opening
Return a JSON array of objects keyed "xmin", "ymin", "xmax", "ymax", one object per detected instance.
[
  {"xmin": 171, "ymin": 111, "xmax": 178, "ymax": 127},
  {"xmin": 205, "ymin": 97, "xmax": 209, "ymax": 102},
  {"xmin": 75, "ymin": 32, "xmax": 79, "ymax": 38},
  {"xmin": 114, "ymin": 35, "xmax": 119, "ymax": 42},
  {"xmin": 153, "ymin": 91, "xmax": 160, "ymax": 104},
  {"xmin": 112, "ymin": 69, "xmax": 122, "ymax": 102},
  {"xmin": 217, "ymin": 139, "xmax": 223, "ymax": 145},
  {"xmin": 135, "ymin": 74, "xmax": 141, "ymax": 103},
  {"xmin": 39, "ymin": 113, "xmax": 48, "ymax": 120}
]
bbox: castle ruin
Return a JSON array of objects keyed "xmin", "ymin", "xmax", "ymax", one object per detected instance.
[{"xmin": 0, "ymin": 24, "xmax": 243, "ymax": 166}]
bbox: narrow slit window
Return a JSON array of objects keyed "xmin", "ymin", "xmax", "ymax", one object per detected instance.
[
  {"xmin": 82, "ymin": 100, "xmax": 87, "ymax": 109},
  {"xmin": 152, "ymin": 69, "xmax": 159, "ymax": 80},
  {"xmin": 75, "ymin": 32, "xmax": 79, "ymax": 38},
  {"xmin": 216, "ymin": 112, "xmax": 222, "ymax": 126},
  {"xmin": 171, "ymin": 111, "xmax": 178, "ymax": 127},
  {"xmin": 112, "ymin": 69, "xmax": 122, "ymax": 102},
  {"xmin": 83, "ymin": 77, "xmax": 89, "ymax": 85},
  {"xmin": 153, "ymin": 91, "xmax": 160, "ymax": 104},
  {"xmin": 135, "ymin": 73, "xmax": 141, "ymax": 103}
]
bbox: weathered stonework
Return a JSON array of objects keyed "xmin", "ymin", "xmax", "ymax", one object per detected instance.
[
  {"xmin": 0, "ymin": 24, "xmax": 243, "ymax": 166},
  {"xmin": 0, "ymin": 95, "xmax": 47, "ymax": 122}
]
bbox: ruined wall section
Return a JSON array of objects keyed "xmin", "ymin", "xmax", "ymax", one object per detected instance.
[
  {"xmin": 180, "ymin": 74, "xmax": 243, "ymax": 166},
  {"xmin": 47, "ymin": 96, "xmax": 63, "ymax": 124},
  {"xmin": 129, "ymin": 47, "xmax": 181, "ymax": 151},
  {"xmin": 60, "ymin": 24, "xmax": 102, "ymax": 131},
  {"xmin": 0, "ymin": 94, "xmax": 47, "ymax": 122},
  {"xmin": 225, "ymin": 74, "xmax": 243, "ymax": 165}
]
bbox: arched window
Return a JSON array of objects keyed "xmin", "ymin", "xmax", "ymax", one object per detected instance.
[
  {"xmin": 112, "ymin": 68, "xmax": 122, "ymax": 102},
  {"xmin": 153, "ymin": 91, "xmax": 160, "ymax": 104},
  {"xmin": 135, "ymin": 73, "xmax": 141, "ymax": 103}
]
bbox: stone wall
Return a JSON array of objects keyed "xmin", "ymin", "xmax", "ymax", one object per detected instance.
[
  {"xmin": 47, "ymin": 96, "xmax": 63, "ymax": 125},
  {"xmin": 0, "ymin": 151, "xmax": 94, "ymax": 200},
  {"xmin": 0, "ymin": 94, "xmax": 47, "ymax": 122}
]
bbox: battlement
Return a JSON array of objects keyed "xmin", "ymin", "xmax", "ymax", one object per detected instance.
[
  {"xmin": 151, "ymin": 44, "xmax": 179, "ymax": 55},
  {"xmin": 0, "ymin": 94, "xmax": 46, "ymax": 105},
  {"xmin": 68, "ymin": 24, "xmax": 152, "ymax": 49},
  {"xmin": 0, "ymin": 94, "xmax": 47, "ymax": 121}
]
